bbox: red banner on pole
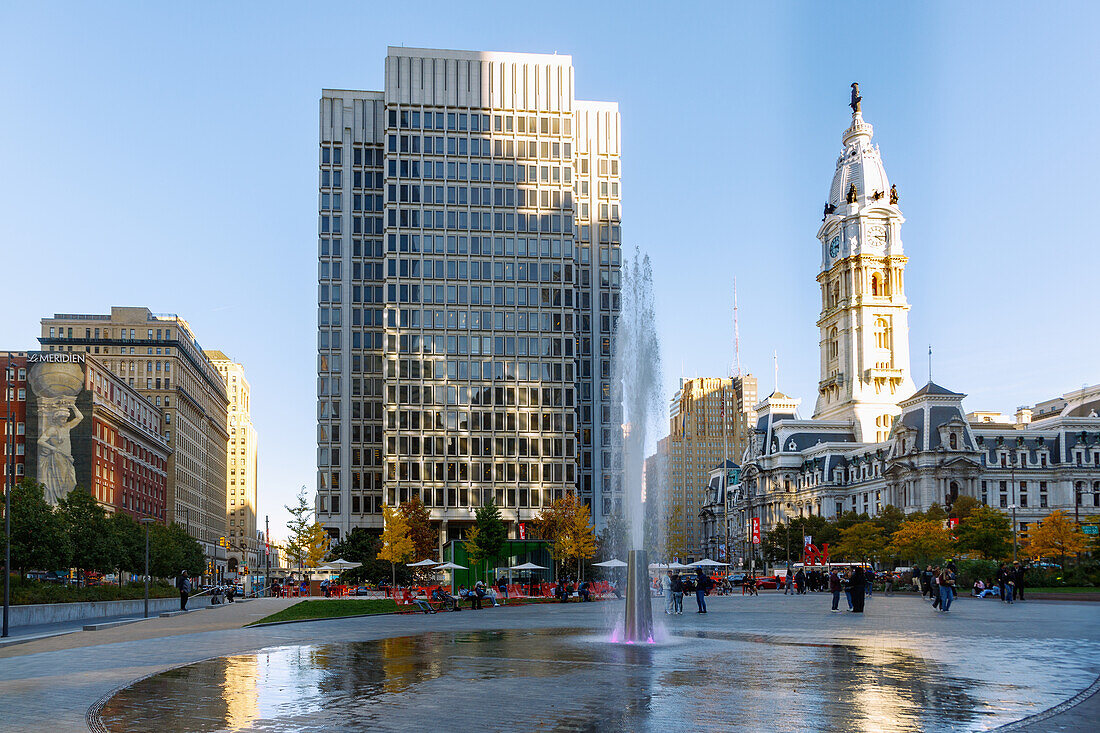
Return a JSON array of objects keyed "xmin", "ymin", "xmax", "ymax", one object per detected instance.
[
  {"xmin": 751, "ymin": 517, "xmax": 761, "ymax": 544},
  {"xmin": 518, "ymin": 522, "xmax": 526, "ymax": 540}
]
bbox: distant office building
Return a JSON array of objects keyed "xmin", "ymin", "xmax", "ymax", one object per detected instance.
[
  {"xmin": 40, "ymin": 307, "xmax": 229, "ymax": 575},
  {"xmin": 206, "ymin": 351, "xmax": 259, "ymax": 578},
  {"xmin": 666, "ymin": 375, "xmax": 757, "ymax": 558},
  {"xmin": 5, "ymin": 350, "xmax": 170, "ymax": 518},
  {"xmin": 316, "ymin": 47, "xmax": 624, "ymax": 544}
]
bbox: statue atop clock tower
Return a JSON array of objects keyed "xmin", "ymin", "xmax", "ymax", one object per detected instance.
[{"xmin": 813, "ymin": 85, "xmax": 915, "ymax": 442}]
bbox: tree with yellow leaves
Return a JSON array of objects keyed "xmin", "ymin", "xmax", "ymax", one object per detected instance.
[
  {"xmin": 886, "ymin": 519, "xmax": 954, "ymax": 564},
  {"xmin": 1023, "ymin": 510, "xmax": 1088, "ymax": 567},
  {"xmin": 304, "ymin": 521, "xmax": 332, "ymax": 568},
  {"xmin": 559, "ymin": 503, "xmax": 598, "ymax": 579},
  {"xmin": 377, "ymin": 505, "xmax": 415, "ymax": 587},
  {"xmin": 664, "ymin": 504, "xmax": 689, "ymax": 563}
]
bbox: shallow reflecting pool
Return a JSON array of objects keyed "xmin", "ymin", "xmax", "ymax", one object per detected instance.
[{"xmin": 97, "ymin": 628, "xmax": 1050, "ymax": 732}]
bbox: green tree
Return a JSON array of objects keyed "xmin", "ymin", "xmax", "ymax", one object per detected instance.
[
  {"xmin": 149, "ymin": 522, "xmax": 202, "ymax": 578},
  {"xmin": 3, "ymin": 478, "xmax": 70, "ymax": 578},
  {"xmin": 948, "ymin": 495, "xmax": 980, "ymax": 522},
  {"xmin": 328, "ymin": 528, "xmax": 406, "ymax": 585},
  {"xmin": 954, "ymin": 506, "xmax": 1012, "ymax": 560},
  {"xmin": 835, "ymin": 510, "xmax": 871, "ymax": 531},
  {"xmin": 887, "ymin": 519, "xmax": 954, "ymax": 564},
  {"xmin": 873, "ymin": 505, "xmax": 906, "ymax": 537},
  {"xmin": 597, "ymin": 513, "xmax": 628, "ymax": 561},
  {"xmin": 833, "ymin": 522, "xmax": 887, "ymax": 563},
  {"xmin": 58, "ymin": 487, "xmax": 115, "ymax": 582},
  {"xmin": 472, "ymin": 499, "xmax": 507, "ymax": 581},
  {"xmin": 108, "ymin": 512, "xmax": 144, "ymax": 578},
  {"xmin": 533, "ymin": 494, "xmax": 575, "ymax": 578},
  {"xmin": 284, "ymin": 486, "xmax": 313, "ymax": 573},
  {"xmin": 399, "ymin": 495, "xmax": 437, "ymax": 563},
  {"xmin": 377, "ymin": 505, "xmax": 414, "ymax": 586}
]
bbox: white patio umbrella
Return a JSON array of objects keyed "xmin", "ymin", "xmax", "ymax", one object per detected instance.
[
  {"xmin": 435, "ymin": 561, "xmax": 467, "ymax": 593},
  {"xmin": 593, "ymin": 559, "xmax": 628, "ymax": 568},
  {"xmin": 510, "ymin": 562, "xmax": 547, "ymax": 597},
  {"xmin": 406, "ymin": 558, "xmax": 439, "ymax": 567},
  {"xmin": 326, "ymin": 559, "xmax": 363, "ymax": 569},
  {"xmin": 689, "ymin": 559, "xmax": 729, "ymax": 567}
]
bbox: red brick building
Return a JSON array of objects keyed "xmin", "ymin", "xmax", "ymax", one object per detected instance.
[
  {"xmin": 1, "ymin": 353, "xmax": 28, "ymax": 485},
  {"xmin": 20, "ymin": 352, "xmax": 170, "ymax": 520}
]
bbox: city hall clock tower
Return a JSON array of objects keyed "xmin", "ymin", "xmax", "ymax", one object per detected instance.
[{"xmin": 813, "ymin": 84, "xmax": 915, "ymax": 442}]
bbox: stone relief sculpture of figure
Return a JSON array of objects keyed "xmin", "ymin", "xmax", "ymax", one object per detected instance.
[
  {"xmin": 822, "ymin": 202, "xmax": 836, "ymax": 221},
  {"xmin": 846, "ymin": 183, "xmax": 858, "ymax": 204},
  {"xmin": 28, "ymin": 362, "xmax": 85, "ymax": 504},
  {"xmin": 890, "ymin": 184, "xmax": 899, "ymax": 204}
]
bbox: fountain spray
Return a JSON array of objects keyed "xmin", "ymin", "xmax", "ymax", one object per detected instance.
[{"xmin": 612, "ymin": 252, "xmax": 663, "ymax": 643}]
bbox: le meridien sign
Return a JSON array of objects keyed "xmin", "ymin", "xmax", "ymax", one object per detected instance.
[{"xmin": 27, "ymin": 352, "xmax": 86, "ymax": 364}]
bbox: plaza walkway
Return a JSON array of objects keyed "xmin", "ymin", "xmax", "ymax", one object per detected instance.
[{"xmin": 0, "ymin": 593, "xmax": 1095, "ymax": 731}]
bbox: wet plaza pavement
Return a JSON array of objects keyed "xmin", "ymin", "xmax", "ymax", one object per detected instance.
[{"xmin": 1, "ymin": 594, "xmax": 1097, "ymax": 731}]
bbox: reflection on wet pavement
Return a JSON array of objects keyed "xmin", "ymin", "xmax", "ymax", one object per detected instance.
[{"xmin": 96, "ymin": 628, "xmax": 1086, "ymax": 732}]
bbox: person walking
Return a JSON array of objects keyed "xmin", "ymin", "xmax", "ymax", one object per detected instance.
[
  {"xmin": 847, "ymin": 567, "xmax": 867, "ymax": 613},
  {"xmin": 175, "ymin": 570, "xmax": 190, "ymax": 611},
  {"xmin": 921, "ymin": 565, "xmax": 934, "ymax": 600},
  {"xmin": 937, "ymin": 566, "xmax": 955, "ymax": 612},
  {"xmin": 829, "ymin": 569, "xmax": 843, "ymax": 613},
  {"xmin": 795, "ymin": 568, "xmax": 807, "ymax": 595},
  {"xmin": 671, "ymin": 571, "xmax": 684, "ymax": 614},
  {"xmin": 931, "ymin": 566, "xmax": 943, "ymax": 610},
  {"xmin": 663, "ymin": 570, "xmax": 675, "ymax": 615},
  {"xmin": 864, "ymin": 568, "xmax": 874, "ymax": 597},
  {"xmin": 694, "ymin": 567, "xmax": 710, "ymax": 613},
  {"xmin": 842, "ymin": 570, "xmax": 854, "ymax": 611},
  {"xmin": 784, "ymin": 568, "xmax": 794, "ymax": 595},
  {"xmin": 884, "ymin": 571, "xmax": 894, "ymax": 596}
]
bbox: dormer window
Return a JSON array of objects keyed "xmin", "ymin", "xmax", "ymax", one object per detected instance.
[{"xmin": 949, "ymin": 433, "xmax": 958, "ymax": 450}]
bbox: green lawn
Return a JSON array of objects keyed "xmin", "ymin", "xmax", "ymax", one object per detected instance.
[
  {"xmin": 1027, "ymin": 587, "xmax": 1098, "ymax": 594},
  {"xmin": 250, "ymin": 598, "xmax": 401, "ymax": 625}
]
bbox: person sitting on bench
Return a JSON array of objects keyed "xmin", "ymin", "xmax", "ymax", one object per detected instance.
[{"xmin": 431, "ymin": 587, "xmax": 459, "ymax": 611}]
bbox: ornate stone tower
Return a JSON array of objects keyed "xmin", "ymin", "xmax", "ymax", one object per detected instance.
[{"xmin": 813, "ymin": 84, "xmax": 915, "ymax": 442}]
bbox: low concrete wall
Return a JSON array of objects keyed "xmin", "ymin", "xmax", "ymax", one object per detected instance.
[{"xmin": 10, "ymin": 596, "xmax": 186, "ymax": 627}]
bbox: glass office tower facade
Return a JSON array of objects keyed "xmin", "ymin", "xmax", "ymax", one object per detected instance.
[{"xmin": 317, "ymin": 48, "xmax": 622, "ymax": 546}]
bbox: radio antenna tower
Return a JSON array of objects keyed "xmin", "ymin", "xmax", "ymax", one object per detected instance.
[{"xmin": 732, "ymin": 277, "xmax": 741, "ymax": 378}]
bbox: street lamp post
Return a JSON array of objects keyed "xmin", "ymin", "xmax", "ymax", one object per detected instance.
[
  {"xmin": 1009, "ymin": 504, "xmax": 1018, "ymax": 562},
  {"xmin": 3, "ymin": 354, "xmax": 13, "ymax": 638},
  {"xmin": 140, "ymin": 517, "xmax": 154, "ymax": 618}
]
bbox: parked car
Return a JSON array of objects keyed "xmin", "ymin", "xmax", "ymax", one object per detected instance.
[{"xmin": 355, "ymin": 586, "xmax": 373, "ymax": 596}]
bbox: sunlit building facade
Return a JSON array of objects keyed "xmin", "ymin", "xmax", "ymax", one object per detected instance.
[
  {"xmin": 317, "ymin": 48, "xmax": 623, "ymax": 544},
  {"xmin": 205, "ymin": 351, "xmax": 259, "ymax": 579}
]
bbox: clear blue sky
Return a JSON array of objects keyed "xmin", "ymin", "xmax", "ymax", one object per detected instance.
[{"xmin": 2, "ymin": 2, "xmax": 1097, "ymax": 538}]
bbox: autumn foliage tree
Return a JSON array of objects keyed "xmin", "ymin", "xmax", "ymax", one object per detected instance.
[
  {"xmin": 1024, "ymin": 510, "xmax": 1088, "ymax": 566},
  {"xmin": 954, "ymin": 506, "xmax": 1012, "ymax": 560},
  {"xmin": 886, "ymin": 519, "xmax": 954, "ymax": 564},
  {"xmin": 399, "ymin": 495, "xmax": 437, "ymax": 563},
  {"xmin": 377, "ymin": 505, "xmax": 414, "ymax": 587},
  {"xmin": 833, "ymin": 522, "xmax": 887, "ymax": 563}
]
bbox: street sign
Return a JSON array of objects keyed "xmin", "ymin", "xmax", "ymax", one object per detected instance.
[{"xmin": 1083, "ymin": 524, "xmax": 1099, "ymax": 536}]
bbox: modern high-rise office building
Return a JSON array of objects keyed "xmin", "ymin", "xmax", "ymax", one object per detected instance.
[
  {"xmin": 317, "ymin": 47, "xmax": 623, "ymax": 545},
  {"xmin": 205, "ymin": 351, "xmax": 259, "ymax": 580},
  {"xmin": 40, "ymin": 307, "xmax": 230, "ymax": 574}
]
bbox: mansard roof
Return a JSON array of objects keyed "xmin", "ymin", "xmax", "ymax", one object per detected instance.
[{"xmin": 910, "ymin": 381, "xmax": 964, "ymax": 398}]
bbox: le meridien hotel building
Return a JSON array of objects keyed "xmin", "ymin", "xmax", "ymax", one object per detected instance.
[{"xmin": 317, "ymin": 48, "xmax": 623, "ymax": 544}]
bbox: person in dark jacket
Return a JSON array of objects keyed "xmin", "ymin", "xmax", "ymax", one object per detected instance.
[
  {"xmin": 829, "ymin": 569, "xmax": 843, "ymax": 612},
  {"xmin": 694, "ymin": 568, "xmax": 710, "ymax": 613},
  {"xmin": 996, "ymin": 564, "xmax": 1014, "ymax": 604},
  {"xmin": 795, "ymin": 568, "xmax": 807, "ymax": 595},
  {"xmin": 846, "ymin": 567, "xmax": 866, "ymax": 613},
  {"xmin": 175, "ymin": 571, "xmax": 190, "ymax": 610},
  {"xmin": 1013, "ymin": 562, "xmax": 1026, "ymax": 601}
]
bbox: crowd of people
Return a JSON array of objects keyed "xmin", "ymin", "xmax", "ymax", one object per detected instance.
[
  {"xmin": 659, "ymin": 568, "xmax": 717, "ymax": 614},
  {"xmin": 970, "ymin": 561, "xmax": 1028, "ymax": 603}
]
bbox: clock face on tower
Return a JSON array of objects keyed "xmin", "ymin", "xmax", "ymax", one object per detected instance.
[{"xmin": 828, "ymin": 236, "xmax": 840, "ymax": 259}]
